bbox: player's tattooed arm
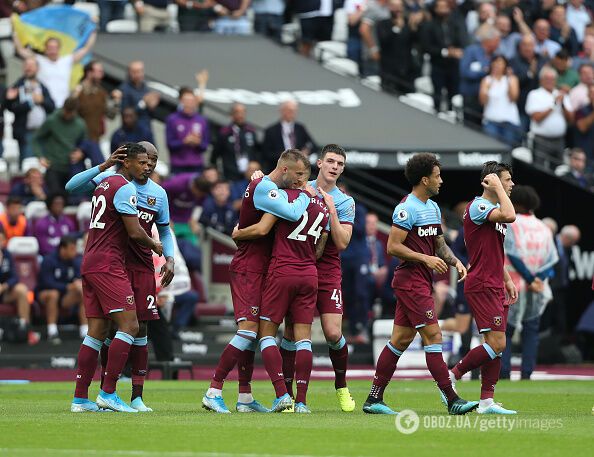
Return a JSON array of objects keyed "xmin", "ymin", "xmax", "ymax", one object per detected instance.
[
  {"xmin": 315, "ymin": 232, "xmax": 329, "ymax": 259},
  {"xmin": 434, "ymin": 235, "xmax": 467, "ymax": 281},
  {"xmin": 232, "ymin": 213, "xmax": 278, "ymax": 241}
]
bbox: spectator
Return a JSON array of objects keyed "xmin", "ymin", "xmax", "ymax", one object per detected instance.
[
  {"xmin": 375, "ymin": 0, "xmax": 422, "ymax": 94},
  {"xmin": 13, "ymin": 32, "xmax": 97, "ymax": 108},
  {"xmin": 495, "ymin": 13, "xmax": 521, "ymax": 60},
  {"xmin": 211, "ymin": 102, "xmax": 260, "ymax": 181},
  {"xmin": 213, "ymin": 0, "xmax": 252, "ymax": 35},
  {"xmin": 73, "ymin": 60, "xmax": 117, "ymax": 143},
  {"xmin": 230, "ymin": 160, "xmax": 261, "ymax": 210},
  {"xmin": 175, "ymin": 0, "xmax": 215, "ymax": 32},
  {"xmin": 133, "ymin": 0, "xmax": 171, "ymax": 32},
  {"xmin": 572, "ymin": 34, "xmax": 594, "ymax": 69},
  {"xmin": 511, "ymin": 33, "xmax": 548, "ymax": 130},
  {"xmin": 479, "ymin": 55, "xmax": 522, "ymax": 146},
  {"xmin": 110, "ymin": 106, "xmax": 154, "ymax": 152},
  {"xmin": 531, "ymin": 0, "xmax": 557, "ymax": 23},
  {"xmin": 9, "ymin": 168, "xmax": 47, "ymax": 205},
  {"xmin": 533, "ymin": 18, "xmax": 562, "ymax": 59},
  {"xmin": 566, "ymin": 0, "xmax": 592, "ymax": 44},
  {"xmin": 551, "ymin": 49, "xmax": 580, "ymax": 90},
  {"xmin": 114, "ymin": 60, "xmax": 160, "ymax": 134},
  {"xmin": 561, "ymin": 148, "xmax": 594, "ymax": 189},
  {"xmin": 569, "ymin": 64, "xmax": 594, "ymax": 111},
  {"xmin": 365, "ymin": 212, "xmax": 388, "ymax": 306},
  {"xmin": 296, "ymin": 0, "xmax": 336, "ymax": 57},
  {"xmin": 32, "ymin": 97, "xmax": 87, "ymax": 195},
  {"xmin": 549, "ymin": 4, "xmax": 580, "ymax": 57},
  {"xmin": 36, "ymin": 235, "xmax": 85, "ymax": 344},
  {"xmin": 0, "ymin": 227, "xmax": 37, "ymax": 345},
  {"xmin": 359, "ymin": 0, "xmax": 391, "ymax": 75},
  {"xmin": 5, "ymin": 57, "xmax": 55, "ymax": 166},
  {"xmin": 0, "ymin": 196, "xmax": 27, "ymax": 242},
  {"xmin": 502, "ymin": 185, "xmax": 559, "ymax": 380},
  {"xmin": 574, "ymin": 84, "xmax": 594, "ymax": 159},
  {"xmin": 32, "ymin": 194, "xmax": 77, "ymax": 256},
  {"xmin": 252, "ymin": 0, "xmax": 284, "ymax": 41},
  {"xmin": 466, "ymin": 1, "xmax": 496, "ymax": 38},
  {"xmin": 421, "ymin": 0, "xmax": 469, "ymax": 111},
  {"xmin": 525, "ymin": 66, "xmax": 574, "ymax": 166},
  {"xmin": 459, "ymin": 24, "xmax": 500, "ymax": 127},
  {"xmin": 98, "ymin": 0, "xmax": 127, "ymax": 31},
  {"xmin": 198, "ymin": 180, "xmax": 237, "ymax": 235},
  {"xmin": 344, "ymin": 0, "xmax": 368, "ymax": 69},
  {"xmin": 166, "ymin": 88, "xmax": 210, "ymax": 175},
  {"xmin": 262, "ymin": 100, "xmax": 315, "ymax": 172}
]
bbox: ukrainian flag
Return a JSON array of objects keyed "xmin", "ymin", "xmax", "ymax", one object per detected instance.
[{"xmin": 12, "ymin": 5, "xmax": 97, "ymax": 88}]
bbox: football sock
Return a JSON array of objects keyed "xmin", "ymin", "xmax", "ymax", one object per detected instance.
[
  {"xmin": 74, "ymin": 335, "xmax": 101, "ymax": 399},
  {"xmin": 280, "ymin": 338, "xmax": 296, "ymax": 397},
  {"xmin": 425, "ymin": 344, "xmax": 458, "ymax": 402},
  {"xmin": 238, "ymin": 341, "xmax": 256, "ymax": 395},
  {"xmin": 367, "ymin": 342, "xmax": 402, "ymax": 403},
  {"xmin": 210, "ymin": 330, "xmax": 257, "ymax": 390},
  {"xmin": 480, "ymin": 356, "xmax": 501, "ymax": 400},
  {"xmin": 260, "ymin": 336, "xmax": 287, "ymax": 398},
  {"xmin": 452, "ymin": 342, "xmax": 498, "ymax": 380},
  {"xmin": 102, "ymin": 331, "xmax": 134, "ymax": 395},
  {"xmin": 130, "ymin": 336, "xmax": 148, "ymax": 401},
  {"xmin": 47, "ymin": 323, "xmax": 58, "ymax": 337},
  {"xmin": 479, "ymin": 398, "xmax": 494, "ymax": 409},
  {"xmin": 295, "ymin": 340, "xmax": 313, "ymax": 405},
  {"xmin": 328, "ymin": 335, "xmax": 348, "ymax": 390},
  {"xmin": 99, "ymin": 338, "xmax": 111, "ymax": 389}
]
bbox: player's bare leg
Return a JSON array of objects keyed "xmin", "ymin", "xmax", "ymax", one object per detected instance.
[
  {"xmin": 258, "ymin": 319, "xmax": 293, "ymax": 412},
  {"xmin": 363, "ymin": 325, "xmax": 415, "ymax": 415},
  {"xmin": 129, "ymin": 321, "xmax": 152, "ymax": 412},
  {"xmin": 321, "ymin": 313, "xmax": 355, "ymax": 412},
  {"xmin": 96, "ymin": 310, "xmax": 139, "ymax": 413},
  {"xmin": 39, "ymin": 290, "xmax": 61, "ymax": 344},
  {"xmin": 293, "ymin": 323, "xmax": 313, "ymax": 413},
  {"xmin": 418, "ymin": 324, "xmax": 479, "ymax": 415}
]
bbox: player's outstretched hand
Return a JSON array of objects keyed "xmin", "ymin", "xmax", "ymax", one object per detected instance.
[
  {"xmin": 481, "ymin": 173, "xmax": 503, "ymax": 192},
  {"xmin": 455, "ymin": 260, "xmax": 467, "ymax": 282},
  {"xmin": 505, "ymin": 278, "xmax": 518, "ymax": 305},
  {"xmin": 250, "ymin": 170, "xmax": 264, "ymax": 181},
  {"xmin": 424, "ymin": 256, "xmax": 448, "ymax": 274},
  {"xmin": 160, "ymin": 258, "xmax": 175, "ymax": 288},
  {"xmin": 153, "ymin": 241, "xmax": 163, "ymax": 257}
]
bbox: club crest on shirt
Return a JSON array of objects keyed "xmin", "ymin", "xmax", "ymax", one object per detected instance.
[
  {"xmin": 251, "ymin": 306, "xmax": 259, "ymax": 316},
  {"xmin": 397, "ymin": 209, "xmax": 408, "ymax": 221},
  {"xmin": 147, "ymin": 196, "xmax": 157, "ymax": 206},
  {"xmin": 268, "ymin": 189, "xmax": 279, "ymax": 200},
  {"xmin": 425, "ymin": 309, "xmax": 434, "ymax": 320},
  {"xmin": 126, "ymin": 295, "xmax": 135, "ymax": 305},
  {"xmin": 493, "ymin": 316, "xmax": 502, "ymax": 326}
]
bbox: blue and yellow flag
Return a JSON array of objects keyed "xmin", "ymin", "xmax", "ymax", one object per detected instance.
[{"xmin": 12, "ymin": 5, "xmax": 96, "ymax": 88}]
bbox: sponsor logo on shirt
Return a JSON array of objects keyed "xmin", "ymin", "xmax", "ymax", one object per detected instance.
[
  {"xmin": 139, "ymin": 211, "xmax": 154, "ymax": 223},
  {"xmin": 495, "ymin": 223, "xmax": 507, "ymax": 235},
  {"xmin": 129, "ymin": 195, "xmax": 137, "ymax": 206},
  {"xmin": 417, "ymin": 226, "xmax": 438, "ymax": 237}
]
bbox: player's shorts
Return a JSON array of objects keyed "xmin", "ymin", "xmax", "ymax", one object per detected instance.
[
  {"xmin": 465, "ymin": 287, "xmax": 508, "ymax": 333},
  {"xmin": 128, "ymin": 268, "xmax": 159, "ymax": 322},
  {"xmin": 229, "ymin": 270, "xmax": 265, "ymax": 323},
  {"xmin": 260, "ymin": 272, "xmax": 317, "ymax": 325},
  {"xmin": 82, "ymin": 271, "xmax": 136, "ymax": 319},
  {"xmin": 316, "ymin": 281, "xmax": 343, "ymax": 315},
  {"xmin": 393, "ymin": 284, "xmax": 438, "ymax": 329}
]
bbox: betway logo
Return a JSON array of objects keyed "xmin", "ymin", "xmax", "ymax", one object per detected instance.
[
  {"xmin": 203, "ymin": 88, "xmax": 361, "ymax": 107},
  {"xmin": 569, "ymin": 245, "xmax": 594, "ymax": 281},
  {"xmin": 397, "ymin": 152, "xmax": 441, "ymax": 166},
  {"xmin": 213, "ymin": 253, "xmax": 234, "ymax": 265},
  {"xmin": 458, "ymin": 152, "xmax": 503, "ymax": 167},
  {"xmin": 139, "ymin": 211, "xmax": 154, "ymax": 222},
  {"xmin": 418, "ymin": 226, "xmax": 438, "ymax": 237},
  {"xmin": 345, "ymin": 151, "xmax": 380, "ymax": 168}
]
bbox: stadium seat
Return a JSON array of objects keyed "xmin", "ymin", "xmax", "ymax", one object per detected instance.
[
  {"xmin": 0, "ymin": 159, "xmax": 8, "ymax": 180},
  {"xmin": 24, "ymin": 201, "xmax": 48, "ymax": 224},
  {"xmin": 323, "ymin": 57, "xmax": 359, "ymax": 77},
  {"xmin": 511, "ymin": 147, "xmax": 533, "ymax": 164},
  {"xmin": 331, "ymin": 8, "xmax": 348, "ymax": 42},
  {"xmin": 124, "ymin": 3, "xmax": 136, "ymax": 20},
  {"xmin": 6, "ymin": 236, "xmax": 40, "ymax": 292},
  {"xmin": 399, "ymin": 93, "xmax": 435, "ymax": 115},
  {"xmin": 21, "ymin": 157, "xmax": 44, "ymax": 174},
  {"xmin": 361, "ymin": 75, "xmax": 381, "ymax": 91},
  {"xmin": 154, "ymin": 161, "xmax": 169, "ymax": 178},
  {"xmin": 554, "ymin": 164, "xmax": 570, "ymax": 176},
  {"xmin": 106, "ymin": 20, "xmax": 138, "ymax": 33},
  {"xmin": 281, "ymin": 21, "xmax": 300, "ymax": 45},
  {"xmin": 0, "ymin": 17, "xmax": 11, "ymax": 39},
  {"xmin": 167, "ymin": 3, "xmax": 179, "ymax": 32},
  {"xmin": 414, "ymin": 76, "xmax": 433, "ymax": 95},
  {"xmin": 72, "ymin": 2, "xmax": 99, "ymax": 21},
  {"xmin": 2, "ymin": 139, "xmax": 19, "ymax": 174},
  {"xmin": 77, "ymin": 201, "xmax": 92, "ymax": 232},
  {"xmin": 314, "ymin": 41, "xmax": 347, "ymax": 63}
]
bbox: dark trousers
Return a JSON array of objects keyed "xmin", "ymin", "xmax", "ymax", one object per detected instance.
[
  {"xmin": 148, "ymin": 308, "xmax": 174, "ymax": 361},
  {"xmin": 501, "ymin": 316, "xmax": 541, "ymax": 379},
  {"xmin": 431, "ymin": 63, "xmax": 459, "ymax": 111},
  {"xmin": 173, "ymin": 290, "xmax": 199, "ymax": 331},
  {"xmin": 463, "ymin": 95, "xmax": 483, "ymax": 128},
  {"xmin": 46, "ymin": 168, "xmax": 71, "ymax": 196},
  {"xmin": 341, "ymin": 258, "xmax": 371, "ymax": 336}
]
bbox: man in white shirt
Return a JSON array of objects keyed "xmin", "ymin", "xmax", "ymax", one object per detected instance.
[
  {"xmin": 566, "ymin": 0, "xmax": 592, "ymax": 44},
  {"xmin": 533, "ymin": 19, "xmax": 562, "ymax": 59},
  {"xmin": 525, "ymin": 66, "xmax": 574, "ymax": 166},
  {"xmin": 13, "ymin": 31, "xmax": 97, "ymax": 108}
]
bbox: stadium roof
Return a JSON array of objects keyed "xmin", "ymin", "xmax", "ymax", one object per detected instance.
[{"xmin": 96, "ymin": 34, "xmax": 509, "ymax": 170}]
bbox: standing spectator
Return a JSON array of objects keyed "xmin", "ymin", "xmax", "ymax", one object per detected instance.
[
  {"xmin": 345, "ymin": 0, "xmax": 368, "ymax": 69},
  {"xmin": 230, "ymin": 160, "xmax": 262, "ymax": 210},
  {"xmin": 110, "ymin": 107, "xmax": 154, "ymax": 152},
  {"xmin": 421, "ymin": 0, "xmax": 469, "ymax": 111},
  {"xmin": 36, "ymin": 235, "xmax": 85, "ymax": 344},
  {"xmin": 495, "ymin": 14, "xmax": 521, "ymax": 60},
  {"xmin": 213, "ymin": 0, "xmax": 252, "ymax": 35},
  {"xmin": 365, "ymin": 212, "xmax": 388, "ymax": 308},
  {"xmin": 262, "ymin": 100, "xmax": 315, "ymax": 172},
  {"xmin": 133, "ymin": 0, "xmax": 171, "ymax": 32},
  {"xmin": 359, "ymin": 0, "xmax": 391, "ymax": 76},
  {"xmin": 551, "ymin": 50, "xmax": 580, "ymax": 90},
  {"xmin": 175, "ymin": 0, "xmax": 215, "ymax": 32},
  {"xmin": 296, "ymin": 0, "xmax": 335, "ymax": 57},
  {"xmin": 466, "ymin": 1, "xmax": 496, "ymax": 38},
  {"xmin": 12, "ymin": 32, "xmax": 97, "ymax": 108},
  {"xmin": 32, "ymin": 194, "xmax": 77, "ymax": 256},
  {"xmin": 98, "ymin": 0, "xmax": 127, "ymax": 31},
  {"xmin": 253, "ymin": 0, "xmax": 284, "ymax": 41},
  {"xmin": 549, "ymin": 4, "xmax": 580, "ymax": 57},
  {"xmin": 166, "ymin": 89, "xmax": 210, "ymax": 175},
  {"xmin": 198, "ymin": 180, "xmax": 238, "ymax": 235},
  {"xmin": 9, "ymin": 168, "xmax": 47, "ymax": 205},
  {"xmin": 566, "ymin": 0, "xmax": 592, "ymax": 44},
  {"xmin": 574, "ymin": 84, "xmax": 594, "ymax": 159},
  {"xmin": 569, "ymin": 64, "xmax": 594, "ymax": 111},
  {"xmin": 525, "ymin": 67, "xmax": 574, "ymax": 166},
  {"xmin": 501, "ymin": 185, "xmax": 559, "ymax": 380},
  {"xmin": 211, "ymin": 102, "xmax": 260, "ymax": 181},
  {"xmin": 73, "ymin": 60, "xmax": 117, "ymax": 143},
  {"xmin": 479, "ymin": 55, "xmax": 522, "ymax": 146},
  {"xmin": 0, "ymin": 227, "xmax": 37, "ymax": 345},
  {"xmin": 32, "ymin": 97, "xmax": 87, "ymax": 195},
  {"xmin": 5, "ymin": 57, "xmax": 55, "ymax": 166},
  {"xmin": 533, "ymin": 18, "xmax": 562, "ymax": 59},
  {"xmin": 561, "ymin": 148, "xmax": 594, "ymax": 189},
  {"xmin": 511, "ymin": 33, "xmax": 547, "ymax": 130},
  {"xmin": 114, "ymin": 60, "xmax": 160, "ymax": 134},
  {"xmin": 459, "ymin": 24, "xmax": 501, "ymax": 127},
  {"xmin": 375, "ymin": 0, "xmax": 421, "ymax": 94},
  {"xmin": 0, "ymin": 197, "xmax": 27, "ymax": 242}
]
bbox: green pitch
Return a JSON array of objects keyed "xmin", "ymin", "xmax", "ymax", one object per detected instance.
[{"xmin": 0, "ymin": 380, "xmax": 592, "ymax": 457}]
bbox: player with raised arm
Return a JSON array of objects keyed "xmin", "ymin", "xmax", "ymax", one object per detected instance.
[
  {"xmin": 66, "ymin": 142, "xmax": 175, "ymax": 412},
  {"xmin": 448, "ymin": 161, "xmax": 518, "ymax": 415},
  {"xmin": 362, "ymin": 153, "xmax": 478, "ymax": 415},
  {"xmin": 70, "ymin": 143, "xmax": 163, "ymax": 413},
  {"xmin": 201, "ymin": 149, "xmax": 316, "ymax": 414}
]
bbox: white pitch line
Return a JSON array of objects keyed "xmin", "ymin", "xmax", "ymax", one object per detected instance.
[{"xmin": 0, "ymin": 449, "xmax": 366, "ymax": 457}]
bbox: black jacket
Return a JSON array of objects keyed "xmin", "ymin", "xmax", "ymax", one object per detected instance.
[
  {"xmin": 421, "ymin": 15, "xmax": 469, "ymax": 66},
  {"xmin": 262, "ymin": 121, "xmax": 315, "ymax": 172},
  {"xmin": 211, "ymin": 122, "xmax": 261, "ymax": 181},
  {"xmin": 6, "ymin": 77, "xmax": 55, "ymax": 142}
]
